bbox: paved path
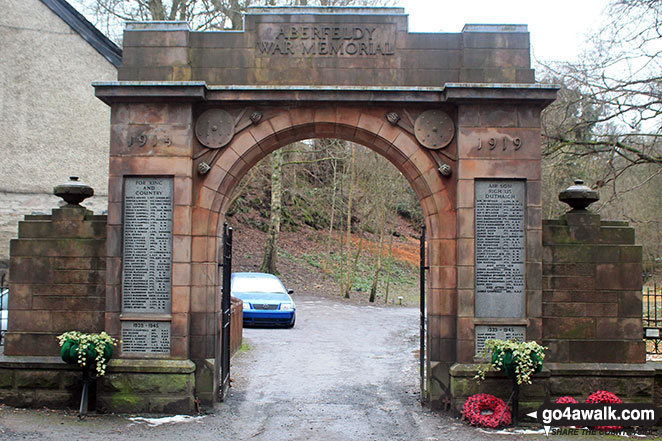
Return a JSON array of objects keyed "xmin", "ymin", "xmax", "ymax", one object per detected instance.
[{"xmin": 221, "ymin": 296, "xmax": 443, "ymax": 440}]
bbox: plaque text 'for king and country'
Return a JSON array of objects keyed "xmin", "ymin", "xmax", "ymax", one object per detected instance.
[
  {"xmin": 475, "ymin": 180, "xmax": 525, "ymax": 317},
  {"xmin": 122, "ymin": 177, "xmax": 173, "ymax": 314},
  {"xmin": 121, "ymin": 321, "xmax": 171, "ymax": 354}
]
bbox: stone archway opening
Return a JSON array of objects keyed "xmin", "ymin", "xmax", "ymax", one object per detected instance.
[
  {"xmin": 193, "ymin": 105, "xmax": 458, "ymax": 404},
  {"xmin": 216, "ymin": 135, "xmax": 433, "ymax": 409}
]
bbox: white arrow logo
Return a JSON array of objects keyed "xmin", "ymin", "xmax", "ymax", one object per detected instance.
[{"xmin": 527, "ymin": 410, "xmax": 551, "ymax": 437}]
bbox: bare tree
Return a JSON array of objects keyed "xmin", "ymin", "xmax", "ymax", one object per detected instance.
[
  {"xmin": 341, "ymin": 144, "xmax": 356, "ymax": 298},
  {"xmin": 260, "ymin": 149, "xmax": 283, "ymax": 274},
  {"xmin": 260, "ymin": 141, "xmax": 345, "ymax": 275},
  {"xmin": 538, "ymin": 0, "xmax": 662, "ymax": 279},
  {"xmin": 71, "ymin": 0, "xmax": 392, "ymax": 42},
  {"xmin": 540, "ymin": 0, "xmax": 662, "ymax": 184}
]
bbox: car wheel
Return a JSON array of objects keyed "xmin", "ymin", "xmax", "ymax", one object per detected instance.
[{"xmin": 286, "ymin": 314, "xmax": 296, "ymax": 328}]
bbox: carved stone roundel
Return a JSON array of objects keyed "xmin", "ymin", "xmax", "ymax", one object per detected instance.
[
  {"xmin": 195, "ymin": 109, "xmax": 234, "ymax": 148},
  {"xmin": 414, "ymin": 109, "xmax": 454, "ymax": 149}
]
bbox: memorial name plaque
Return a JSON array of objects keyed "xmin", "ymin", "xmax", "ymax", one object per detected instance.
[
  {"xmin": 121, "ymin": 321, "xmax": 171, "ymax": 354},
  {"xmin": 256, "ymin": 23, "xmax": 396, "ymax": 57},
  {"xmin": 122, "ymin": 177, "xmax": 173, "ymax": 314},
  {"xmin": 475, "ymin": 325, "xmax": 526, "ymax": 356},
  {"xmin": 475, "ymin": 180, "xmax": 525, "ymax": 317}
]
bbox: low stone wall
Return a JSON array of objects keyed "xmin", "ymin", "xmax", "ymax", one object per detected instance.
[
  {"xmin": 651, "ymin": 362, "xmax": 662, "ymax": 407},
  {"xmin": 97, "ymin": 359, "xmax": 196, "ymax": 414},
  {"xmin": 230, "ymin": 297, "xmax": 243, "ymax": 357},
  {"xmin": 0, "ymin": 355, "xmax": 84, "ymax": 409},
  {"xmin": 547, "ymin": 363, "xmax": 655, "ymax": 404},
  {"xmin": 0, "ymin": 355, "xmax": 196, "ymax": 413}
]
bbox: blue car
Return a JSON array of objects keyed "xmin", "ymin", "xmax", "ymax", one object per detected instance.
[{"xmin": 231, "ymin": 272, "xmax": 296, "ymax": 328}]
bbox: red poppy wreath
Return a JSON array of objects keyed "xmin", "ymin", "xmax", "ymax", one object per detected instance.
[
  {"xmin": 463, "ymin": 393, "xmax": 512, "ymax": 428},
  {"xmin": 585, "ymin": 390, "xmax": 623, "ymax": 432}
]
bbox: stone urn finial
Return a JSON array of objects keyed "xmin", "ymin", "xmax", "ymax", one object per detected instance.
[
  {"xmin": 54, "ymin": 176, "xmax": 94, "ymax": 206},
  {"xmin": 559, "ymin": 179, "xmax": 599, "ymax": 211}
]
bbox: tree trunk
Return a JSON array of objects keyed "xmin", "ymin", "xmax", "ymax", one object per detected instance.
[
  {"xmin": 323, "ymin": 159, "xmax": 338, "ymax": 277},
  {"xmin": 228, "ymin": 0, "xmax": 245, "ymax": 30},
  {"xmin": 342, "ymin": 145, "xmax": 356, "ymax": 298},
  {"xmin": 261, "ymin": 149, "xmax": 283, "ymax": 275},
  {"xmin": 147, "ymin": 0, "xmax": 166, "ymax": 20},
  {"xmin": 347, "ymin": 223, "xmax": 366, "ymax": 295},
  {"xmin": 384, "ymin": 221, "xmax": 395, "ymax": 304},
  {"xmin": 369, "ymin": 203, "xmax": 387, "ymax": 302}
]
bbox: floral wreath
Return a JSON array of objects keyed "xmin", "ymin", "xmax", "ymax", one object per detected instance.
[
  {"xmin": 475, "ymin": 339, "xmax": 546, "ymax": 385},
  {"xmin": 554, "ymin": 392, "xmax": 622, "ymax": 431},
  {"xmin": 585, "ymin": 390, "xmax": 622, "ymax": 432},
  {"xmin": 555, "ymin": 396, "xmax": 579, "ymax": 428},
  {"xmin": 463, "ymin": 393, "xmax": 512, "ymax": 428},
  {"xmin": 57, "ymin": 331, "xmax": 117, "ymax": 376}
]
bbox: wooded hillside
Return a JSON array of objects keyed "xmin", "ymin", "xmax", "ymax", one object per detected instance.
[{"xmin": 227, "ymin": 139, "xmax": 424, "ymax": 303}]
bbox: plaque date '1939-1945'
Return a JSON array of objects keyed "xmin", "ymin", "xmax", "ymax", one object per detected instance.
[{"xmin": 256, "ymin": 24, "xmax": 395, "ymax": 57}]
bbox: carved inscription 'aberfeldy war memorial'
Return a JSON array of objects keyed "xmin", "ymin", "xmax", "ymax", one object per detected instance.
[
  {"xmin": 256, "ymin": 24, "xmax": 395, "ymax": 56},
  {"xmin": 475, "ymin": 180, "xmax": 525, "ymax": 318}
]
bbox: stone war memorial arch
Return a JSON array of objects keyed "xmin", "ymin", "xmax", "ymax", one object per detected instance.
[{"xmin": 1, "ymin": 7, "xmax": 650, "ymax": 415}]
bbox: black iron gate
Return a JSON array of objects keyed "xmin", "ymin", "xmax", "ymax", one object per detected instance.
[
  {"xmin": 0, "ymin": 271, "xmax": 8, "ymax": 346},
  {"xmin": 419, "ymin": 225, "xmax": 428, "ymax": 404},
  {"xmin": 217, "ymin": 223, "xmax": 233, "ymax": 401},
  {"xmin": 644, "ymin": 282, "xmax": 662, "ymax": 355}
]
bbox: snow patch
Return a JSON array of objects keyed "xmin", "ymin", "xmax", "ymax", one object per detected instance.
[
  {"xmin": 129, "ymin": 415, "xmax": 206, "ymax": 427},
  {"xmin": 478, "ymin": 428, "xmax": 546, "ymax": 435}
]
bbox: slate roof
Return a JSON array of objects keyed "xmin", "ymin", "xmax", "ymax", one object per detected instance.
[{"xmin": 40, "ymin": 0, "xmax": 122, "ymax": 67}]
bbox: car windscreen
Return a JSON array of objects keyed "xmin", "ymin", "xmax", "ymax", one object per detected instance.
[
  {"xmin": 232, "ymin": 277, "xmax": 286, "ymax": 294},
  {"xmin": 234, "ymin": 292, "xmax": 291, "ymax": 302}
]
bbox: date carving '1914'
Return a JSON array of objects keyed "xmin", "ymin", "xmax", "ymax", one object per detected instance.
[
  {"xmin": 128, "ymin": 133, "xmax": 171, "ymax": 148},
  {"xmin": 476, "ymin": 136, "xmax": 522, "ymax": 151}
]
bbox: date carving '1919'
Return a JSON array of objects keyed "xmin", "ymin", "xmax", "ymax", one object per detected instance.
[{"xmin": 477, "ymin": 136, "xmax": 522, "ymax": 151}]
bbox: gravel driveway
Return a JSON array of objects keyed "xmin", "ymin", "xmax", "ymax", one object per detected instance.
[{"xmin": 0, "ymin": 295, "xmax": 594, "ymax": 440}]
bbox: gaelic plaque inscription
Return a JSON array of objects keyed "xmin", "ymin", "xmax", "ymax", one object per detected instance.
[
  {"xmin": 475, "ymin": 180, "xmax": 525, "ymax": 317},
  {"xmin": 121, "ymin": 321, "xmax": 171, "ymax": 354},
  {"xmin": 122, "ymin": 177, "xmax": 173, "ymax": 314},
  {"xmin": 475, "ymin": 325, "xmax": 526, "ymax": 356}
]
